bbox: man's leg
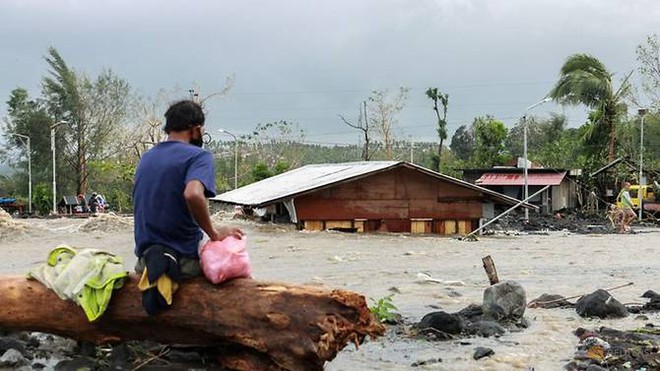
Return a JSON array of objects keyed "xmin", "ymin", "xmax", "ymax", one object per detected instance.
[
  {"xmin": 616, "ymin": 208, "xmax": 626, "ymax": 233},
  {"xmin": 624, "ymin": 209, "xmax": 635, "ymax": 232}
]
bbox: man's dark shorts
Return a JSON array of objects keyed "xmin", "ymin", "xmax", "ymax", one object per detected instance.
[{"xmin": 135, "ymin": 245, "xmax": 202, "ymax": 279}]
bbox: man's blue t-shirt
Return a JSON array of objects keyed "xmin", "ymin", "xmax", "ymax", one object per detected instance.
[{"xmin": 133, "ymin": 141, "xmax": 216, "ymax": 258}]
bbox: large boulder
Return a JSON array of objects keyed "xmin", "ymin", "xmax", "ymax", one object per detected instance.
[
  {"xmin": 0, "ymin": 337, "xmax": 25, "ymax": 354},
  {"xmin": 417, "ymin": 311, "xmax": 465, "ymax": 335},
  {"xmin": 575, "ymin": 289, "xmax": 628, "ymax": 319},
  {"xmin": 0, "ymin": 349, "xmax": 27, "ymax": 368},
  {"xmin": 482, "ymin": 281, "xmax": 527, "ymax": 323}
]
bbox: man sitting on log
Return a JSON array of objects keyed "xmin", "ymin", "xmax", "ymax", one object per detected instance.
[{"xmin": 132, "ymin": 99, "xmax": 243, "ymax": 314}]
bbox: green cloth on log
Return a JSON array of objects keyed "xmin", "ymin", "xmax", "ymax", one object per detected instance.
[{"xmin": 28, "ymin": 244, "xmax": 128, "ymax": 322}]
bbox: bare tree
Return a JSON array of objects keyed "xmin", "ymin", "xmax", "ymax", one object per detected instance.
[
  {"xmin": 189, "ymin": 74, "xmax": 236, "ymax": 106},
  {"xmin": 367, "ymin": 88, "xmax": 409, "ymax": 160},
  {"xmin": 425, "ymin": 87, "xmax": 449, "ymax": 172},
  {"xmin": 243, "ymin": 120, "xmax": 307, "ymax": 169},
  {"xmin": 127, "ymin": 75, "xmax": 236, "ymax": 160},
  {"xmin": 636, "ymin": 34, "xmax": 660, "ymax": 108},
  {"xmin": 339, "ymin": 101, "xmax": 372, "ymax": 160},
  {"xmin": 125, "ymin": 91, "xmax": 173, "ymax": 160}
]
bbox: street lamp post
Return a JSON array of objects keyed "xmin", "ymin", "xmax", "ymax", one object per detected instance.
[
  {"xmin": 523, "ymin": 97, "xmax": 552, "ymax": 222},
  {"xmin": 8, "ymin": 133, "xmax": 31, "ymax": 214},
  {"xmin": 638, "ymin": 108, "xmax": 647, "ymax": 221},
  {"xmin": 218, "ymin": 129, "xmax": 238, "ymax": 189},
  {"xmin": 50, "ymin": 120, "xmax": 68, "ymax": 214}
]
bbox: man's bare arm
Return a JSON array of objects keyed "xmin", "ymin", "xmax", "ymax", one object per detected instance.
[{"xmin": 183, "ymin": 180, "xmax": 243, "ymax": 241}]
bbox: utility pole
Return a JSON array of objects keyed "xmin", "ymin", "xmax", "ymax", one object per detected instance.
[
  {"xmin": 218, "ymin": 129, "xmax": 238, "ymax": 189},
  {"xmin": 523, "ymin": 97, "xmax": 552, "ymax": 222},
  {"xmin": 638, "ymin": 108, "xmax": 647, "ymax": 221},
  {"xmin": 50, "ymin": 120, "xmax": 68, "ymax": 214}
]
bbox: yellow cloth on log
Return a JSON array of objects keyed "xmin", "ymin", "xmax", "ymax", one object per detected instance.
[
  {"xmin": 138, "ymin": 269, "xmax": 179, "ymax": 305},
  {"xmin": 28, "ymin": 244, "xmax": 128, "ymax": 322}
]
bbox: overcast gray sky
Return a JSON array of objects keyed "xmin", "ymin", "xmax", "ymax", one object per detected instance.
[{"xmin": 1, "ymin": 0, "xmax": 659, "ymax": 145}]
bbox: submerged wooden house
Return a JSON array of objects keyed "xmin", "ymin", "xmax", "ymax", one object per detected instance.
[{"xmin": 211, "ymin": 161, "xmax": 533, "ymax": 235}]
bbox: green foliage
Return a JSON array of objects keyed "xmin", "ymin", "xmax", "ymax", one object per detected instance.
[
  {"xmin": 534, "ymin": 128, "xmax": 588, "ymax": 169},
  {"xmin": 0, "ymin": 174, "xmax": 17, "ymax": 196},
  {"xmin": 616, "ymin": 113, "xmax": 660, "ymax": 171},
  {"xmin": 548, "ymin": 53, "xmax": 631, "ymax": 161},
  {"xmin": 247, "ymin": 160, "xmax": 289, "ymax": 183},
  {"xmin": 449, "ymin": 124, "xmax": 475, "ymax": 162},
  {"xmin": 42, "ymin": 47, "xmax": 132, "ymax": 195},
  {"xmin": 426, "ymin": 87, "xmax": 450, "ymax": 171},
  {"xmin": 506, "ymin": 113, "xmax": 567, "ymax": 159},
  {"xmin": 102, "ymin": 187, "xmax": 132, "ymax": 213},
  {"xmin": 32, "ymin": 183, "xmax": 52, "ymax": 215},
  {"xmin": 642, "ymin": 113, "xmax": 660, "ymax": 169},
  {"xmin": 250, "ymin": 163, "xmax": 273, "ymax": 182},
  {"xmin": 2, "ymin": 88, "xmax": 54, "ymax": 188},
  {"xmin": 369, "ymin": 295, "xmax": 398, "ymax": 323},
  {"xmin": 87, "ymin": 160, "xmax": 135, "ymax": 213},
  {"xmin": 472, "ymin": 116, "xmax": 510, "ymax": 167},
  {"xmin": 274, "ymin": 160, "xmax": 290, "ymax": 174}
]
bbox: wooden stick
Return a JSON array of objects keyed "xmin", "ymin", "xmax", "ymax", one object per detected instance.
[
  {"xmin": 527, "ymin": 282, "xmax": 634, "ymax": 308},
  {"xmin": 482, "ymin": 255, "xmax": 499, "ymax": 285},
  {"xmin": 132, "ymin": 346, "xmax": 170, "ymax": 371}
]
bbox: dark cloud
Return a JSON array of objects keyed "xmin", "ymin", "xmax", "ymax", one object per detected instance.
[{"xmin": 1, "ymin": 0, "xmax": 658, "ymax": 144}]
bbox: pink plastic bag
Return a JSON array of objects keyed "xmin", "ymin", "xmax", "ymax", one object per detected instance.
[{"xmin": 200, "ymin": 236, "xmax": 252, "ymax": 284}]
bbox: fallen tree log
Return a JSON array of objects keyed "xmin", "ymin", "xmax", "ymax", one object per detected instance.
[{"xmin": 0, "ymin": 275, "xmax": 385, "ymax": 370}]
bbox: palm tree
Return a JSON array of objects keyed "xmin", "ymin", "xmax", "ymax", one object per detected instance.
[{"xmin": 548, "ymin": 54, "xmax": 631, "ymax": 162}]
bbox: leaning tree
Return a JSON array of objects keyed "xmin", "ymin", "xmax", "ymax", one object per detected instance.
[{"xmin": 548, "ymin": 53, "xmax": 632, "ymax": 162}]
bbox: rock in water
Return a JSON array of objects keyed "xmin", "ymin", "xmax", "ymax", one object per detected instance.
[
  {"xmin": 473, "ymin": 346, "xmax": 494, "ymax": 360},
  {"xmin": 575, "ymin": 289, "xmax": 628, "ymax": 319},
  {"xmin": 467, "ymin": 320, "xmax": 506, "ymax": 337},
  {"xmin": 528, "ymin": 293, "xmax": 574, "ymax": 308},
  {"xmin": 0, "ymin": 349, "xmax": 27, "ymax": 367},
  {"xmin": 482, "ymin": 281, "xmax": 527, "ymax": 323},
  {"xmin": 417, "ymin": 311, "xmax": 465, "ymax": 335}
]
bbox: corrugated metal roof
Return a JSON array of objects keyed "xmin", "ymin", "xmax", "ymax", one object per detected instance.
[
  {"xmin": 211, "ymin": 161, "xmax": 535, "ymax": 209},
  {"xmin": 588, "ymin": 156, "xmax": 632, "ymax": 177},
  {"xmin": 211, "ymin": 161, "xmax": 400, "ymax": 206},
  {"xmin": 476, "ymin": 172, "xmax": 566, "ymax": 186}
]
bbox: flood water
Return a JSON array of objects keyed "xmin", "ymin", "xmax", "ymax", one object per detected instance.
[{"xmin": 2, "ymin": 216, "xmax": 659, "ymax": 370}]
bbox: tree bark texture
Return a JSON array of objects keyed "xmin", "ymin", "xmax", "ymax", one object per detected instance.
[
  {"xmin": 482, "ymin": 255, "xmax": 500, "ymax": 285},
  {"xmin": 0, "ymin": 275, "xmax": 385, "ymax": 371}
]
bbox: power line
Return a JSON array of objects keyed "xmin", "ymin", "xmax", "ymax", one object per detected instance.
[
  {"xmin": 302, "ymin": 118, "xmax": 588, "ymax": 138},
  {"xmin": 219, "ymin": 101, "xmax": 558, "ymax": 114},
  {"xmin": 228, "ymin": 81, "xmax": 554, "ymax": 97}
]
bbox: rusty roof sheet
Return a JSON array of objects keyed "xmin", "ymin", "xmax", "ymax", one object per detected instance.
[
  {"xmin": 211, "ymin": 161, "xmax": 535, "ymax": 209},
  {"xmin": 476, "ymin": 172, "xmax": 567, "ymax": 186}
]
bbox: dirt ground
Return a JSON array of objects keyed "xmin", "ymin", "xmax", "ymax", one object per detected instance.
[{"xmin": 1, "ymin": 212, "xmax": 659, "ymax": 370}]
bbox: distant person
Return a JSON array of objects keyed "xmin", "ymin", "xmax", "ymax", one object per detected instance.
[
  {"xmin": 76, "ymin": 194, "xmax": 88, "ymax": 213},
  {"xmin": 133, "ymin": 100, "xmax": 244, "ymax": 279},
  {"xmin": 95, "ymin": 194, "xmax": 108, "ymax": 212},
  {"xmin": 617, "ymin": 181, "xmax": 636, "ymax": 233},
  {"xmin": 88, "ymin": 193, "xmax": 99, "ymax": 214}
]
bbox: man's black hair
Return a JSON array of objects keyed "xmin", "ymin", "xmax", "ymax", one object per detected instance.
[{"xmin": 163, "ymin": 100, "xmax": 205, "ymax": 133}]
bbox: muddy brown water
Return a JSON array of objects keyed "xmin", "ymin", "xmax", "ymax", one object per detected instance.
[{"xmin": 1, "ymin": 216, "xmax": 659, "ymax": 370}]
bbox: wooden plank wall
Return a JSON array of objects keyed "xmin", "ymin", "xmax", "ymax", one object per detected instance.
[{"xmin": 296, "ymin": 167, "xmax": 484, "ymax": 234}]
